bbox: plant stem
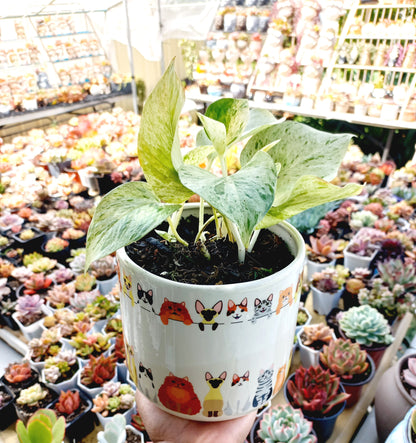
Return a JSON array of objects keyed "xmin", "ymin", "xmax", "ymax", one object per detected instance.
[
  {"xmin": 229, "ymin": 222, "xmax": 246, "ymax": 263},
  {"xmin": 198, "ymin": 198, "xmax": 206, "ymax": 243},
  {"xmin": 195, "ymin": 215, "xmax": 216, "ymax": 243},
  {"xmin": 248, "ymin": 230, "xmax": 260, "ymax": 253},
  {"xmin": 167, "ymin": 216, "xmax": 188, "ymax": 247}
]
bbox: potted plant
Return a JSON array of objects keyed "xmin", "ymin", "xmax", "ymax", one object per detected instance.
[
  {"xmin": 284, "ymin": 365, "xmax": 349, "ymax": 441},
  {"xmin": 113, "ymin": 333, "xmax": 128, "ymax": 382},
  {"xmin": 50, "ymin": 267, "xmax": 74, "ymax": 284},
  {"xmin": 84, "ymin": 295, "xmax": 119, "ymax": 330},
  {"xmin": 306, "ymin": 235, "xmax": 341, "ymax": 281},
  {"xmin": 375, "ymin": 353, "xmax": 416, "ymax": 442},
  {"xmin": 15, "ymin": 408, "xmax": 65, "ymax": 443},
  {"xmin": 77, "ymin": 354, "xmax": 117, "ymax": 398},
  {"xmin": 15, "ymin": 383, "xmax": 58, "ymax": 423},
  {"xmin": 295, "ymin": 304, "xmax": 312, "ymax": 335},
  {"xmin": 24, "ymin": 254, "xmax": 57, "ymax": 275},
  {"xmin": 1, "ymin": 361, "xmax": 39, "ymax": 396},
  {"xmin": 92, "ymin": 381, "xmax": 136, "ymax": 427},
  {"xmin": 310, "ymin": 265, "xmax": 349, "ymax": 315},
  {"xmin": 62, "ymin": 228, "xmax": 86, "ymax": 249},
  {"xmin": 342, "ymin": 267, "xmax": 371, "ymax": 310},
  {"xmin": 98, "ymin": 413, "xmax": 145, "ymax": 443},
  {"xmin": 250, "ymin": 403, "xmax": 316, "ymax": 443},
  {"xmin": 320, "ymin": 338, "xmax": 375, "ymax": 407},
  {"xmin": 42, "ymin": 349, "xmax": 80, "ymax": 393},
  {"xmin": 89, "ymin": 255, "xmax": 118, "ymax": 295},
  {"xmin": 74, "ymin": 273, "xmax": 97, "ymax": 293},
  {"xmin": 21, "ymin": 272, "xmax": 53, "ymax": 296},
  {"xmin": 11, "ymin": 227, "xmax": 46, "ymax": 252},
  {"xmin": 386, "ymin": 405, "xmax": 416, "ymax": 443},
  {"xmin": 85, "ymin": 62, "xmax": 361, "ymax": 420},
  {"xmin": 26, "ymin": 328, "xmax": 63, "ymax": 371},
  {"xmin": 297, "ymin": 323, "xmax": 335, "ymax": 368},
  {"xmin": 42, "ymin": 237, "xmax": 70, "ymax": 265},
  {"xmin": 12, "ymin": 293, "xmax": 50, "ymax": 340},
  {"xmin": 0, "ymin": 382, "xmax": 17, "ymax": 430},
  {"xmin": 49, "ymin": 389, "xmax": 95, "ymax": 441},
  {"xmin": 0, "ymin": 296, "xmax": 18, "ymax": 330},
  {"xmin": 70, "ymin": 331, "xmax": 113, "ymax": 362},
  {"xmin": 338, "ymin": 304, "xmax": 394, "ymax": 368}
]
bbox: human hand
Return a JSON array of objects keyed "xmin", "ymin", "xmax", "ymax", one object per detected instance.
[{"xmin": 135, "ymin": 389, "xmax": 257, "ymax": 443}]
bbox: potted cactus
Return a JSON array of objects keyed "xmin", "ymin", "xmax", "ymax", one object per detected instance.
[
  {"xmin": 297, "ymin": 323, "xmax": 335, "ymax": 368},
  {"xmin": 42, "ymin": 349, "xmax": 80, "ymax": 393},
  {"xmin": 320, "ymin": 338, "xmax": 375, "ymax": 407},
  {"xmin": 284, "ymin": 365, "xmax": 350, "ymax": 442},
  {"xmin": 306, "ymin": 235, "xmax": 341, "ymax": 281},
  {"xmin": 15, "ymin": 382, "xmax": 58, "ymax": 423},
  {"xmin": 310, "ymin": 265, "xmax": 349, "ymax": 315},
  {"xmin": 250, "ymin": 404, "xmax": 316, "ymax": 443},
  {"xmin": 49, "ymin": 389, "xmax": 95, "ymax": 441},
  {"xmin": 338, "ymin": 304, "xmax": 394, "ymax": 368},
  {"xmin": 92, "ymin": 381, "xmax": 136, "ymax": 427},
  {"xmin": 1, "ymin": 361, "xmax": 39, "ymax": 396},
  {"xmin": 375, "ymin": 353, "xmax": 416, "ymax": 442},
  {"xmin": 0, "ymin": 382, "xmax": 17, "ymax": 430},
  {"xmin": 12, "ymin": 293, "xmax": 50, "ymax": 340},
  {"xmin": 78, "ymin": 354, "xmax": 117, "ymax": 398},
  {"xmin": 15, "ymin": 408, "xmax": 65, "ymax": 443}
]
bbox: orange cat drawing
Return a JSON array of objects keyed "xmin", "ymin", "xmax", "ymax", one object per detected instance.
[
  {"xmin": 159, "ymin": 298, "xmax": 193, "ymax": 325},
  {"xmin": 273, "ymin": 364, "xmax": 287, "ymax": 395},
  {"xmin": 158, "ymin": 373, "xmax": 201, "ymax": 415},
  {"xmin": 275, "ymin": 286, "xmax": 293, "ymax": 315}
]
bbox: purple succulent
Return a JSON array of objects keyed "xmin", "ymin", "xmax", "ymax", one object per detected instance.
[
  {"xmin": 50, "ymin": 267, "xmax": 74, "ymax": 283},
  {"xmin": 103, "ymin": 381, "xmax": 121, "ymax": 397},
  {"xmin": 16, "ymin": 294, "xmax": 44, "ymax": 316},
  {"xmin": 69, "ymin": 289, "xmax": 99, "ymax": 312},
  {"xmin": 54, "ymin": 200, "xmax": 69, "ymax": 210}
]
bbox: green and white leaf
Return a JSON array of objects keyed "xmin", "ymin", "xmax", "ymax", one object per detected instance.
[
  {"xmin": 258, "ymin": 176, "xmax": 362, "ymax": 229},
  {"xmin": 183, "ymin": 145, "xmax": 216, "ymax": 166},
  {"xmin": 137, "ymin": 59, "xmax": 192, "ymax": 203},
  {"xmin": 204, "ymin": 98, "xmax": 250, "ymax": 147},
  {"xmin": 85, "ymin": 182, "xmax": 181, "ymax": 269},
  {"xmin": 236, "ymin": 108, "xmax": 282, "ymax": 142},
  {"xmin": 178, "ymin": 150, "xmax": 277, "ymax": 247},
  {"xmin": 241, "ymin": 121, "xmax": 353, "ymax": 205},
  {"xmin": 197, "ymin": 113, "xmax": 226, "ymax": 155}
]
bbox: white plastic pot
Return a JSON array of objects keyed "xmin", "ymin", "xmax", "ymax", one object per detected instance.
[
  {"xmin": 311, "ymin": 286, "xmax": 342, "ymax": 316},
  {"xmin": 306, "ymin": 258, "xmax": 335, "ymax": 282},
  {"xmin": 343, "ymin": 247, "xmax": 378, "ymax": 272},
  {"xmin": 12, "ymin": 305, "xmax": 51, "ymax": 341}
]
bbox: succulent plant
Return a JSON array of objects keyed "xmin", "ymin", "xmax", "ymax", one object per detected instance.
[
  {"xmin": 11, "ymin": 266, "xmax": 34, "ymax": 283},
  {"xmin": 377, "ymin": 258, "xmax": 416, "ymax": 290},
  {"xmin": 15, "ymin": 294, "xmax": 44, "ymax": 323},
  {"xmin": 402, "ymin": 357, "xmax": 416, "ymax": 401},
  {"xmin": 113, "ymin": 334, "xmax": 125, "ymax": 362},
  {"xmin": 302, "ymin": 323, "xmax": 334, "ymax": 348},
  {"xmin": 0, "ymin": 277, "xmax": 11, "ymax": 298},
  {"xmin": 4, "ymin": 361, "xmax": 33, "ymax": 384},
  {"xmin": 28, "ymin": 329, "xmax": 62, "ymax": 362},
  {"xmin": 1, "ymin": 298, "xmax": 16, "ymax": 315},
  {"xmin": 0, "ymin": 235, "xmax": 10, "ymax": 247},
  {"xmin": 19, "ymin": 229, "xmax": 36, "ymax": 241},
  {"xmin": 311, "ymin": 265, "xmax": 348, "ymax": 293},
  {"xmin": 85, "ymin": 295, "xmax": 119, "ymax": 321},
  {"xmin": 62, "ymin": 228, "xmax": 85, "ymax": 240},
  {"xmin": 80, "ymin": 354, "xmax": 117, "ymax": 388},
  {"xmin": 50, "ymin": 267, "xmax": 74, "ymax": 283},
  {"xmin": 257, "ymin": 404, "xmax": 316, "ymax": 443},
  {"xmin": 23, "ymin": 272, "xmax": 53, "ymax": 295},
  {"xmin": 93, "ymin": 382, "xmax": 135, "ymax": 416},
  {"xmin": 306, "ymin": 235, "xmax": 340, "ymax": 263},
  {"xmin": 44, "ymin": 237, "xmax": 69, "ymax": 253},
  {"xmin": 287, "ymin": 365, "xmax": 350, "ymax": 414},
  {"xmin": 46, "ymin": 282, "xmax": 76, "ymax": 308},
  {"xmin": 89, "ymin": 256, "xmax": 116, "ymax": 279},
  {"xmin": 16, "ymin": 383, "xmax": 48, "ymax": 407},
  {"xmin": 74, "ymin": 273, "xmax": 96, "ymax": 292},
  {"xmin": 44, "ymin": 350, "xmax": 78, "ymax": 383},
  {"xmin": 350, "ymin": 210, "xmax": 378, "ymax": 230},
  {"xmin": 339, "ymin": 305, "xmax": 394, "ymax": 347},
  {"xmin": 23, "ymin": 252, "xmax": 44, "ymax": 267},
  {"xmin": 97, "ymin": 413, "xmax": 126, "ymax": 443},
  {"xmin": 16, "ymin": 408, "xmax": 65, "ymax": 443},
  {"xmin": 28, "ymin": 257, "xmax": 58, "ymax": 274},
  {"xmin": 54, "ymin": 390, "xmax": 81, "ymax": 415},
  {"xmin": 320, "ymin": 338, "xmax": 369, "ymax": 380},
  {"xmin": 0, "ymin": 258, "xmax": 15, "ymax": 278},
  {"xmin": 69, "ymin": 289, "xmax": 99, "ymax": 312},
  {"xmin": 297, "ymin": 310, "xmax": 309, "ymax": 327},
  {"xmin": 105, "ymin": 317, "xmax": 123, "ymax": 334},
  {"xmin": 68, "ymin": 251, "xmax": 86, "ymax": 275},
  {"xmin": 70, "ymin": 331, "xmax": 112, "ymax": 358}
]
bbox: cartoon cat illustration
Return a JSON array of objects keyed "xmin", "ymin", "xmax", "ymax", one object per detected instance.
[
  {"xmin": 138, "ymin": 362, "xmax": 154, "ymax": 388},
  {"xmin": 122, "ymin": 273, "xmax": 134, "ymax": 306},
  {"xmin": 159, "ymin": 298, "xmax": 193, "ymax": 325},
  {"xmin": 195, "ymin": 300, "xmax": 223, "ymax": 331},
  {"xmin": 224, "ymin": 370, "xmax": 251, "ymax": 416},
  {"xmin": 124, "ymin": 340, "xmax": 138, "ymax": 386},
  {"xmin": 158, "ymin": 373, "xmax": 201, "ymax": 415},
  {"xmin": 295, "ymin": 273, "xmax": 303, "ymax": 303},
  {"xmin": 203, "ymin": 371, "xmax": 227, "ymax": 418},
  {"xmin": 275, "ymin": 286, "xmax": 293, "ymax": 315},
  {"xmin": 252, "ymin": 366, "xmax": 274, "ymax": 408},
  {"xmin": 273, "ymin": 364, "xmax": 287, "ymax": 396},
  {"xmin": 227, "ymin": 298, "xmax": 248, "ymax": 322},
  {"xmin": 137, "ymin": 284, "xmax": 154, "ymax": 311},
  {"xmin": 250, "ymin": 294, "xmax": 273, "ymax": 323}
]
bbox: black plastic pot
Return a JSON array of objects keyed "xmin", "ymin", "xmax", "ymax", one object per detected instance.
[
  {"xmin": 11, "ymin": 228, "xmax": 46, "ymax": 253},
  {"xmin": 0, "ymin": 383, "xmax": 17, "ymax": 430},
  {"xmin": 14, "ymin": 383, "xmax": 58, "ymax": 423},
  {"xmin": 1, "ymin": 369, "xmax": 39, "ymax": 396},
  {"xmin": 41, "ymin": 241, "xmax": 70, "ymax": 265},
  {"xmin": 96, "ymin": 174, "xmax": 120, "ymax": 195}
]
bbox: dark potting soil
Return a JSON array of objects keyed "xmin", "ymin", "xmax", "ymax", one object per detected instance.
[
  {"xmin": 126, "ymin": 428, "xmax": 143, "ymax": 443},
  {"xmin": 16, "ymin": 388, "xmax": 57, "ymax": 422},
  {"xmin": 18, "ymin": 311, "xmax": 45, "ymax": 327},
  {"xmin": 126, "ymin": 216, "xmax": 294, "ymax": 285}
]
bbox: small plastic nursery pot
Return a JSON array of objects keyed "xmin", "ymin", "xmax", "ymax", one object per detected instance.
[
  {"xmin": 306, "ymin": 258, "xmax": 336, "ymax": 282},
  {"xmin": 14, "ymin": 383, "xmax": 58, "ymax": 424},
  {"xmin": 76, "ymin": 369, "xmax": 117, "ymax": 399},
  {"xmin": 295, "ymin": 306, "xmax": 312, "ymax": 336},
  {"xmin": 95, "ymin": 402, "xmax": 136, "ymax": 428},
  {"xmin": 343, "ymin": 247, "xmax": 378, "ymax": 272},
  {"xmin": 97, "ymin": 273, "xmax": 118, "ymax": 295},
  {"xmin": 310, "ymin": 286, "xmax": 342, "ymax": 316},
  {"xmin": 386, "ymin": 404, "xmax": 416, "ymax": 443},
  {"xmin": 12, "ymin": 305, "xmax": 51, "ymax": 341},
  {"xmin": 125, "ymin": 425, "xmax": 145, "ymax": 443},
  {"xmin": 41, "ymin": 241, "xmax": 70, "ymax": 265},
  {"xmin": 41, "ymin": 361, "xmax": 80, "ymax": 394},
  {"xmin": 284, "ymin": 373, "xmax": 347, "ymax": 442},
  {"xmin": 0, "ymin": 369, "xmax": 39, "ymax": 396},
  {"xmin": 297, "ymin": 328, "xmax": 336, "ymax": 369},
  {"xmin": 10, "ymin": 228, "xmax": 46, "ymax": 252},
  {"xmin": 50, "ymin": 389, "xmax": 95, "ymax": 441},
  {"xmin": 0, "ymin": 383, "xmax": 17, "ymax": 430}
]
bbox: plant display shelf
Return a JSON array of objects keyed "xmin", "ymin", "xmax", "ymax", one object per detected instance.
[{"xmin": 271, "ymin": 295, "xmax": 413, "ymax": 443}]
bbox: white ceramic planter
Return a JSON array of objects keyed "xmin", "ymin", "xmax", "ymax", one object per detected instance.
[
  {"xmin": 311, "ymin": 286, "xmax": 342, "ymax": 316},
  {"xmin": 297, "ymin": 328, "xmax": 336, "ymax": 368},
  {"xmin": 306, "ymin": 258, "xmax": 335, "ymax": 282},
  {"xmin": 117, "ymin": 218, "xmax": 305, "ymax": 421},
  {"xmin": 12, "ymin": 305, "xmax": 51, "ymax": 341},
  {"xmin": 343, "ymin": 247, "xmax": 378, "ymax": 272},
  {"xmin": 95, "ymin": 403, "xmax": 136, "ymax": 428}
]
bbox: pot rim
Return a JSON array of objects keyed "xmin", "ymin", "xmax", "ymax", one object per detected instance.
[
  {"xmin": 395, "ymin": 353, "xmax": 416, "ymax": 406},
  {"xmin": 117, "ymin": 218, "xmax": 305, "ymax": 290}
]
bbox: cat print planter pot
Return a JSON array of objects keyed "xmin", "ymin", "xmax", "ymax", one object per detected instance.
[{"xmin": 117, "ymin": 216, "xmax": 305, "ymax": 422}]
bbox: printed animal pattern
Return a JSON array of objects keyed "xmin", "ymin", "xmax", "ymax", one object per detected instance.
[
  {"xmin": 273, "ymin": 364, "xmax": 287, "ymax": 396},
  {"xmin": 195, "ymin": 300, "xmax": 223, "ymax": 331},
  {"xmin": 122, "ymin": 273, "xmax": 134, "ymax": 306},
  {"xmin": 124, "ymin": 340, "xmax": 138, "ymax": 386},
  {"xmin": 138, "ymin": 361, "xmax": 155, "ymax": 388},
  {"xmin": 252, "ymin": 367, "xmax": 274, "ymax": 408},
  {"xmin": 159, "ymin": 298, "xmax": 193, "ymax": 325},
  {"xmin": 137, "ymin": 284, "xmax": 154, "ymax": 311},
  {"xmin": 275, "ymin": 286, "xmax": 293, "ymax": 315},
  {"xmin": 158, "ymin": 373, "xmax": 201, "ymax": 415},
  {"xmin": 295, "ymin": 274, "xmax": 303, "ymax": 303},
  {"xmin": 203, "ymin": 371, "xmax": 227, "ymax": 417},
  {"xmin": 250, "ymin": 294, "xmax": 273, "ymax": 323},
  {"xmin": 227, "ymin": 298, "xmax": 248, "ymax": 322}
]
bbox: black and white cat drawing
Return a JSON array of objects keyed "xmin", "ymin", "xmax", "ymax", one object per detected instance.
[{"xmin": 252, "ymin": 366, "xmax": 274, "ymax": 408}]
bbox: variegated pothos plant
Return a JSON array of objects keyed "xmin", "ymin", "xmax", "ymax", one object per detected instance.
[{"xmin": 85, "ymin": 61, "xmax": 361, "ymax": 269}]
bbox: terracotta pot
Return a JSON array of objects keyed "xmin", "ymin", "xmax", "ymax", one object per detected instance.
[{"xmin": 374, "ymin": 353, "xmax": 416, "ymax": 442}]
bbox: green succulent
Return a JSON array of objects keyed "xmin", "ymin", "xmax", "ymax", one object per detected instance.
[
  {"xmin": 257, "ymin": 405, "xmax": 316, "ymax": 443},
  {"xmin": 107, "ymin": 397, "xmax": 121, "ymax": 413},
  {"xmin": 16, "ymin": 383, "xmax": 48, "ymax": 407},
  {"xmin": 339, "ymin": 305, "xmax": 394, "ymax": 347},
  {"xmin": 16, "ymin": 409, "xmax": 65, "ymax": 443}
]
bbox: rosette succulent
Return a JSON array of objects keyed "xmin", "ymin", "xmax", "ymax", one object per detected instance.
[
  {"xmin": 302, "ymin": 323, "xmax": 334, "ymax": 347},
  {"xmin": 257, "ymin": 404, "xmax": 316, "ymax": 443},
  {"xmin": 46, "ymin": 283, "xmax": 76, "ymax": 308},
  {"xmin": 74, "ymin": 273, "xmax": 96, "ymax": 292},
  {"xmin": 23, "ymin": 273, "xmax": 53, "ymax": 295},
  {"xmin": 80, "ymin": 354, "xmax": 117, "ymax": 388},
  {"xmin": 44, "ymin": 237, "xmax": 69, "ymax": 253},
  {"xmin": 339, "ymin": 305, "xmax": 394, "ymax": 347},
  {"xmin": 50, "ymin": 267, "xmax": 74, "ymax": 283},
  {"xmin": 43, "ymin": 350, "xmax": 78, "ymax": 384},
  {"xmin": 16, "ymin": 383, "xmax": 48, "ymax": 407},
  {"xmin": 15, "ymin": 294, "xmax": 44, "ymax": 323},
  {"xmin": 92, "ymin": 381, "xmax": 135, "ymax": 416}
]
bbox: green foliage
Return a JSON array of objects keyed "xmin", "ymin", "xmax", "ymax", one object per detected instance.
[{"xmin": 16, "ymin": 409, "xmax": 65, "ymax": 443}]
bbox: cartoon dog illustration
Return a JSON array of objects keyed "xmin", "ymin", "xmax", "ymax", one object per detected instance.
[
  {"xmin": 195, "ymin": 300, "xmax": 223, "ymax": 331},
  {"xmin": 203, "ymin": 371, "xmax": 227, "ymax": 417}
]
